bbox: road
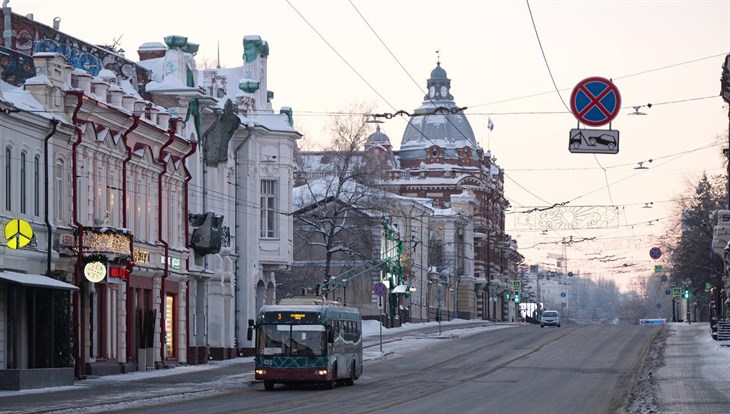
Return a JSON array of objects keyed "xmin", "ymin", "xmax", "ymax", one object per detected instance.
[{"xmin": 106, "ymin": 324, "xmax": 658, "ymax": 414}]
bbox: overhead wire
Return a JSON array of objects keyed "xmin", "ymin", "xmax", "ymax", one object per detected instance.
[{"xmin": 286, "ymin": 0, "xmax": 457, "ymax": 159}]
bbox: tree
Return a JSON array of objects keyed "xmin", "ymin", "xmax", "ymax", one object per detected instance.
[
  {"xmin": 664, "ymin": 172, "xmax": 725, "ymax": 319},
  {"xmin": 284, "ymin": 106, "xmax": 388, "ymax": 300}
]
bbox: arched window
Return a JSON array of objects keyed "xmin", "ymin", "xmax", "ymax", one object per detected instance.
[
  {"xmin": 5, "ymin": 147, "xmax": 11, "ymax": 211},
  {"xmin": 20, "ymin": 151, "xmax": 27, "ymax": 213},
  {"xmin": 55, "ymin": 161, "xmax": 64, "ymax": 221},
  {"xmin": 34, "ymin": 155, "xmax": 41, "ymax": 216}
]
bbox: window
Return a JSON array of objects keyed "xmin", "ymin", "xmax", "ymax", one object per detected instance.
[
  {"xmin": 55, "ymin": 161, "xmax": 64, "ymax": 221},
  {"xmin": 5, "ymin": 147, "xmax": 11, "ymax": 211},
  {"xmin": 20, "ymin": 151, "xmax": 26, "ymax": 213},
  {"xmin": 34, "ymin": 155, "xmax": 40, "ymax": 216},
  {"xmin": 260, "ymin": 180, "xmax": 277, "ymax": 238}
]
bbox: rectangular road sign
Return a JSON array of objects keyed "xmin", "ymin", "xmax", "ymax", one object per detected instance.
[
  {"xmin": 569, "ymin": 129, "xmax": 620, "ymax": 154},
  {"xmin": 672, "ymin": 287, "xmax": 682, "ymax": 297}
]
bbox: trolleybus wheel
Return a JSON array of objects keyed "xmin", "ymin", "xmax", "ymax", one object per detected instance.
[
  {"xmin": 345, "ymin": 362, "xmax": 356, "ymax": 386},
  {"xmin": 264, "ymin": 381, "xmax": 274, "ymax": 391}
]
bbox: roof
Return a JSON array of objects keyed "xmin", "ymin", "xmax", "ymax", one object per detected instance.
[{"xmin": 0, "ymin": 271, "xmax": 78, "ymax": 291}]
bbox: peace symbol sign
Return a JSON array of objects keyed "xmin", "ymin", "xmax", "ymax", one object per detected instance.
[{"xmin": 4, "ymin": 219, "xmax": 34, "ymax": 249}]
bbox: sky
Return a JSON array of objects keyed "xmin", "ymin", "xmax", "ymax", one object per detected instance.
[{"xmin": 8, "ymin": 0, "xmax": 730, "ymax": 291}]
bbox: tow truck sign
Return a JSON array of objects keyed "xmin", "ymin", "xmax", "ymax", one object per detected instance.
[{"xmin": 569, "ymin": 129, "xmax": 619, "ymax": 154}]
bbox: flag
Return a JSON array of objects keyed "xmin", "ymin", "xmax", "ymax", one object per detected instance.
[{"xmin": 487, "ymin": 117, "xmax": 494, "ymax": 131}]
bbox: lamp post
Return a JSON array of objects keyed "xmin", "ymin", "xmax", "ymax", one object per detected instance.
[{"xmin": 342, "ymin": 278, "xmax": 348, "ymax": 306}]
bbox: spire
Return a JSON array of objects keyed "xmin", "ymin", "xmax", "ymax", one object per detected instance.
[
  {"xmin": 216, "ymin": 41, "xmax": 221, "ymax": 69},
  {"xmin": 436, "ymin": 49, "xmax": 440, "ymax": 66}
]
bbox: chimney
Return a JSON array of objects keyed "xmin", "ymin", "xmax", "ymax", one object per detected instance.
[{"xmin": 137, "ymin": 41, "xmax": 167, "ymax": 62}]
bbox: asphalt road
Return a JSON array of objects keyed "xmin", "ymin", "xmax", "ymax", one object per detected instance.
[{"xmin": 102, "ymin": 323, "xmax": 659, "ymax": 414}]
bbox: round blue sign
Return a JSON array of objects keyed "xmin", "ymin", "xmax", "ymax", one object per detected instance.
[
  {"xmin": 649, "ymin": 247, "xmax": 662, "ymax": 260},
  {"xmin": 570, "ymin": 77, "xmax": 621, "ymax": 127},
  {"xmin": 560, "ymin": 292, "xmax": 566, "ymax": 298},
  {"xmin": 665, "ymin": 288, "xmax": 671, "ymax": 296},
  {"xmin": 373, "ymin": 282, "xmax": 387, "ymax": 297}
]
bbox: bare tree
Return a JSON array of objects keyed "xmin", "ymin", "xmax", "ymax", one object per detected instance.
[{"xmin": 288, "ymin": 105, "xmax": 389, "ymax": 299}]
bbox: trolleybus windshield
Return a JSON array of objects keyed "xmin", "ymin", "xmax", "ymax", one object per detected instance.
[{"xmin": 258, "ymin": 324, "xmax": 326, "ymax": 357}]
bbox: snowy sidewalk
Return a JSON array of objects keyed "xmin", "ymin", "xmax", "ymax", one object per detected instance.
[{"xmin": 656, "ymin": 322, "xmax": 730, "ymax": 414}]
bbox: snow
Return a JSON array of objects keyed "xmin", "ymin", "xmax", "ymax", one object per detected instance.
[{"xmin": 0, "ymin": 78, "xmax": 57, "ymax": 120}]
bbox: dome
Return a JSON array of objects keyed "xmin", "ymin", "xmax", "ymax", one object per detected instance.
[
  {"xmin": 430, "ymin": 63, "xmax": 447, "ymax": 79},
  {"xmin": 365, "ymin": 125, "xmax": 392, "ymax": 149},
  {"xmin": 399, "ymin": 105, "xmax": 478, "ymax": 161},
  {"xmin": 399, "ymin": 63, "xmax": 478, "ymax": 162}
]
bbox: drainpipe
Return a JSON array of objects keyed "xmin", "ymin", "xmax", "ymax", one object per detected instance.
[
  {"xmin": 42, "ymin": 118, "xmax": 59, "ymax": 370},
  {"xmin": 233, "ymin": 123, "xmax": 254, "ymax": 351},
  {"xmin": 121, "ymin": 115, "xmax": 139, "ymax": 363},
  {"xmin": 156, "ymin": 120, "xmax": 176, "ymax": 364},
  {"xmin": 68, "ymin": 90, "xmax": 85, "ymax": 379},
  {"xmin": 180, "ymin": 139, "xmax": 197, "ymax": 358},
  {"xmin": 2, "ymin": 4, "xmax": 12, "ymax": 49},
  {"xmin": 43, "ymin": 118, "xmax": 59, "ymax": 276}
]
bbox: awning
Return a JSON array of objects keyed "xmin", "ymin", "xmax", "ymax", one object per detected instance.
[
  {"xmin": 391, "ymin": 285, "xmax": 409, "ymax": 294},
  {"xmin": 0, "ymin": 271, "xmax": 78, "ymax": 291}
]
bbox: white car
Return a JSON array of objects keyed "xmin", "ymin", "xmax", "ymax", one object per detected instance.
[{"xmin": 540, "ymin": 310, "xmax": 560, "ymax": 328}]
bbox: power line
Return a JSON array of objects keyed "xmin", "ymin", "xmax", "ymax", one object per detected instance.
[{"xmin": 525, "ymin": 0, "xmax": 571, "ymax": 113}]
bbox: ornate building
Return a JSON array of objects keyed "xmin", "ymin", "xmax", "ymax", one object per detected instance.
[{"xmin": 379, "ymin": 61, "xmax": 521, "ymax": 321}]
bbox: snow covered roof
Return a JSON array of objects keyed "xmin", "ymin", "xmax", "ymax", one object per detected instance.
[{"xmin": 0, "ymin": 78, "xmax": 57, "ymax": 120}]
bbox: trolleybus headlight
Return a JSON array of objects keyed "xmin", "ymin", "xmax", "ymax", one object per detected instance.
[
  {"xmin": 255, "ymin": 369, "xmax": 267, "ymax": 375},
  {"xmin": 315, "ymin": 369, "xmax": 328, "ymax": 376}
]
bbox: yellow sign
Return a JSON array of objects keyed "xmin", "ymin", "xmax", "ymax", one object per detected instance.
[
  {"xmin": 4, "ymin": 219, "xmax": 33, "ymax": 249},
  {"xmin": 84, "ymin": 261, "xmax": 106, "ymax": 283},
  {"xmin": 654, "ymin": 265, "xmax": 664, "ymax": 274}
]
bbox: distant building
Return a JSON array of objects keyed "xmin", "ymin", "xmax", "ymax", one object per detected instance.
[{"xmin": 292, "ymin": 62, "xmax": 521, "ymax": 322}]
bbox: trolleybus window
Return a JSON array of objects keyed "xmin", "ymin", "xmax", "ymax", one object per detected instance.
[{"xmin": 258, "ymin": 324, "xmax": 326, "ymax": 356}]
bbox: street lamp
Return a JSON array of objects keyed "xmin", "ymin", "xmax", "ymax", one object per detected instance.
[
  {"xmin": 342, "ymin": 278, "xmax": 348, "ymax": 306},
  {"xmin": 330, "ymin": 276, "xmax": 336, "ymax": 301}
]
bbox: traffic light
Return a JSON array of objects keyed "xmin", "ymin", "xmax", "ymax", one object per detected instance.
[
  {"xmin": 683, "ymin": 289, "xmax": 690, "ymax": 299},
  {"xmin": 514, "ymin": 293, "xmax": 520, "ymax": 303},
  {"xmin": 506, "ymin": 292, "xmax": 511, "ymax": 300}
]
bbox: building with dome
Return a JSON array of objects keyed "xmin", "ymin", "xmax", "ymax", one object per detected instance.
[
  {"xmin": 377, "ymin": 61, "xmax": 521, "ymax": 322},
  {"xmin": 289, "ymin": 62, "xmax": 521, "ymax": 323}
]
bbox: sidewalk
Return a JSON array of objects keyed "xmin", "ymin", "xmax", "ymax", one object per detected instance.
[
  {"xmin": 656, "ymin": 322, "xmax": 730, "ymax": 414},
  {"xmin": 0, "ymin": 319, "xmax": 504, "ymax": 414}
]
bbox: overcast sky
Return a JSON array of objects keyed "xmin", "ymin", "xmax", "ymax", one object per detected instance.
[{"xmin": 10, "ymin": 0, "xmax": 730, "ymax": 290}]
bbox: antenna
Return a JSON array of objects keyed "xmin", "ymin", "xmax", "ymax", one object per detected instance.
[{"xmin": 110, "ymin": 34, "xmax": 124, "ymax": 53}]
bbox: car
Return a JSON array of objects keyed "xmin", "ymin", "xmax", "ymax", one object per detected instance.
[
  {"xmin": 587, "ymin": 134, "xmax": 617, "ymax": 150},
  {"xmin": 540, "ymin": 310, "xmax": 560, "ymax": 328}
]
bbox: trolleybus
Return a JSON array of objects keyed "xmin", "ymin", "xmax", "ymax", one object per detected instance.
[{"xmin": 248, "ymin": 301, "xmax": 363, "ymax": 390}]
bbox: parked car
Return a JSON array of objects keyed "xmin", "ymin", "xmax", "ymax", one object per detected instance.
[{"xmin": 541, "ymin": 310, "xmax": 560, "ymax": 328}]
